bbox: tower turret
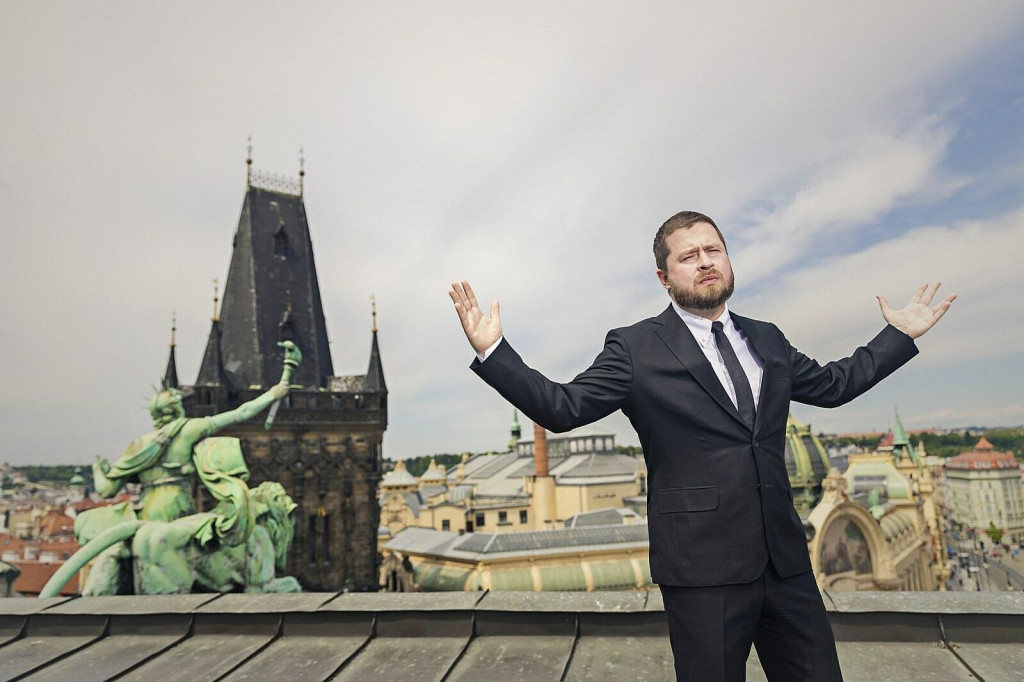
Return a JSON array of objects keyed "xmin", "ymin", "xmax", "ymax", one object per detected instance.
[
  {"xmin": 163, "ymin": 312, "xmax": 179, "ymax": 389},
  {"xmin": 509, "ymin": 409, "xmax": 522, "ymax": 451},
  {"xmin": 365, "ymin": 297, "xmax": 386, "ymax": 393}
]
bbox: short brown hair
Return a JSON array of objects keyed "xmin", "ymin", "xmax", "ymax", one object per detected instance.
[{"xmin": 653, "ymin": 211, "xmax": 727, "ymax": 271}]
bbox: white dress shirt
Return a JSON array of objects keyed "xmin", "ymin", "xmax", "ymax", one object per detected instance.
[
  {"xmin": 671, "ymin": 301, "xmax": 764, "ymax": 410},
  {"xmin": 478, "ymin": 302, "xmax": 765, "ymax": 410}
]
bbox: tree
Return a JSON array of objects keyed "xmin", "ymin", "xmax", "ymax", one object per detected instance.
[{"xmin": 985, "ymin": 521, "xmax": 1004, "ymax": 546}]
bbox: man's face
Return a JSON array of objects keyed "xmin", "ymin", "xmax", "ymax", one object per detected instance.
[{"xmin": 656, "ymin": 222, "xmax": 734, "ymax": 312}]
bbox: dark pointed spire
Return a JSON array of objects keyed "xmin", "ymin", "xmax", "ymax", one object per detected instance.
[
  {"xmin": 203, "ymin": 171, "xmax": 334, "ymax": 388},
  {"xmin": 163, "ymin": 312, "xmax": 179, "ymax": 389},
  {"xmin": 299, "ymin": 146, "xmax": 305, "ymax": 197},
  {"xmin": 197, "ymin": 319, "xmax": 229, "ymax": 387},
  {"xmin": 196, "ymin": 283, "xmax": 230, "ymax": 387},
  {"xmin": 365, "ymin": 296, "xmax": 386, "ymax": 393}
]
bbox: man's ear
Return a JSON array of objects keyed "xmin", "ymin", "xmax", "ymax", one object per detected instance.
[{"xmin": 656, "ymin": 269, "xmax": 670, "ymax": 289}]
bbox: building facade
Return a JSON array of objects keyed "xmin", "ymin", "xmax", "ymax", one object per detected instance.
[{"xmin": 946, "ymin": 438, "xmax": 1024, "ymax": 545}]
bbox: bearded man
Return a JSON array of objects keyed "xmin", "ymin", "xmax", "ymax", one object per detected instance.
[{"xmin": 449, "ymin": 211, "xmax": 954, "ymax": 681}]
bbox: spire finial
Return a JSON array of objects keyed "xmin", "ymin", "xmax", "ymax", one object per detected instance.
[
  {"xmin": 170, "ymin": 310, "xmax": 177, "ymax": 347},
  {"xmin": 246, "ymin": 135, "xmax": 253, "ymax": 186},
  {"xmin": 212, "ymin": 278, "xmax": 220, "ymax": 321},
  {"xmin": 371, "ymin": 295, "xmax": 377, "ymax": 333},
  {"xmin": 299, "ymin": 146, "xmax": 305, "ymax": 197}
]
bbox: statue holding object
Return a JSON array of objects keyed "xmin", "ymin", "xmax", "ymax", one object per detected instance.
[
  {"xmin": 41, "ymin": 479, "xmax": 299, "ymax": 596},
  {"xmin": 47, "ymin": 341, "xmax": 303, "ymax": 596}
]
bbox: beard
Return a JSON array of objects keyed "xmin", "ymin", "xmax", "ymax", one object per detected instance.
[{"xmin": 669, "ymin": 269, "xmax": 735, "ymax": 311}]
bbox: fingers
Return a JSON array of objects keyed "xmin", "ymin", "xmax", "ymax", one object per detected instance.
[
  {"xmin": 449, "ymin": 281, "xmax": 468, "ymax": 308},
  {"xmin": 448, "ymin": 289, "xmax": 469, "ymax": 323},
  {"xmin": 909, "ymin": 283, "xmax": 928, "ymax": 304},
  {"xmin": 931, "ymin": 293, "xmax": 957, "ymax": 321},
  {"xmin": 463, "ymin": 280, "xmax": 480, "ymax": 310},
  {"xmin": 919, "ymin": 282, "xmax": 941, "ymax": 306},
  {"xmin": 490, "ymin": 300, "xmax": 500, "ymax": 325},
  {"xmin": 876, "ymin": 295, "xmax": 891, "ymax": 317},
  {"xmin": 449, "ymin": 280, "xmax": 481, "ymax": 311}
]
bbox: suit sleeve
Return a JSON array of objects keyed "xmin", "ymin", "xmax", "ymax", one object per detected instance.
[
  {"xmin": 471, "ymin": 330, "xmax": 633, "ymax": 433},
  {"xmin": 785, "ymin": 324, "xmax": 918, "ymax": 408}
]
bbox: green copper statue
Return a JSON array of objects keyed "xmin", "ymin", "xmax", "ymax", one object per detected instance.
[
  {"xmin": 93, "ymin": 340, "xmax": 302, "ymax": 522},
  {"xmin": 45, "ymin": 341, "xmax": 303, "ymax": 596},
  {"xmin": 42, "ymin": 480, "xmax": 299, "ymax": 596}
]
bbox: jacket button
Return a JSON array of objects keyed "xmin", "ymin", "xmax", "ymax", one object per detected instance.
[{"xmin": 753, "ymin": 441, "xmax": 759, "ymax": 448}]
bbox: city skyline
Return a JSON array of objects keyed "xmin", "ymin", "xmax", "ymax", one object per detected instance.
[{"xmin": 2, "ymin": 3, "xmax": 1023, "ymax": 465}]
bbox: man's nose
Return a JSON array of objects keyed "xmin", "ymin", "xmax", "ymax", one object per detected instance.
[{"xmin": 697, "ymin": 250, "xmax": 713, "ymax": 267}]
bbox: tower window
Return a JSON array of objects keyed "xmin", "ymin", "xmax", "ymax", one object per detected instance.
[{"xmin": 322, "ymin": 514, "xmax": 330, "ymax": 563}]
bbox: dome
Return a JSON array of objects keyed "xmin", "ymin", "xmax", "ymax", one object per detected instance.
[
  {"xmin": 880, "ymin": 512, "xmax": 913, "ymax": 541},
  {"xmin": 784, "ymin": 415, "xmax": 831, "ymax": 512},
  {"xmin": 419, "ymin": 458, "xmax": 446, "ymax": 483},
  {"xmin": 69, "ymin": 467, "xmax": 87, "ymax": 488},
  {"xmin": 381, "ymin": 459, "xmax": 417, "ymax": 488}
]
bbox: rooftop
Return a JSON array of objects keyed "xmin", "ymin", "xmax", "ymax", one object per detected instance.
[
  {"xmin": 0, "ymin": 591, "xmax": 1020, "ymax": 681},
  {"xmin": 946, "ymin": 438, "xmax": 1018, "ymax": 470}
]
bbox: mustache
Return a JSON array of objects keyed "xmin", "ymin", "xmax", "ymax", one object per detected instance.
[{"xmin": 695, "ymin": 269, "xmax": 724, "ymax": 282}]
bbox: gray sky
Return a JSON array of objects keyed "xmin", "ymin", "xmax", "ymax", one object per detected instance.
[{"xmin": 2, "ymin": 2, "xmax": 1023, "ymax": 465}]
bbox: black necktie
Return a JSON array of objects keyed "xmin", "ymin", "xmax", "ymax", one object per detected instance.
[{"xmin": 711, "ymin": 321, "xmax": 756, "ymax": 429}]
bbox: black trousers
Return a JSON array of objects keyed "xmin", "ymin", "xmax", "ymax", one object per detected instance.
[{"xmin": 660, "ymin": 562, "xmax": 843, "ymax": 682}]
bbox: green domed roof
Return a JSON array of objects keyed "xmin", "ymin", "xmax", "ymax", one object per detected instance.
[
  {"xmin": 69, "ymin": 467, "xmax": 86, "ymax": 488},
  {"xmin": 784, "ymin": 415, "xmax": 830, "ymax": 512}
]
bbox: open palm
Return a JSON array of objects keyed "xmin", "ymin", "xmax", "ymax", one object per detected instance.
[
  {"xmin": 449, "ymin": 280, "xmax": 502, "ymax": 354},
  {"xmin": 878, "ymin": 282, "xmax": 956, "ymax": 339}
]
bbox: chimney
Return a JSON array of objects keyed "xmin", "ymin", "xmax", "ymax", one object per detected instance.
[
  {"xmin": 531, "ymin": 423, "xmax": 557, "ymax": 529},
  {"xmin": 534, "ymin": 424, "xmax": 549, "ymax": 477}
]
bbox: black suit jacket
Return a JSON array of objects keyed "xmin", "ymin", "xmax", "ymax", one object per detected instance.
[{"xmin": 472, "ymin": 305, "xmax": 918, "ymax": 587}]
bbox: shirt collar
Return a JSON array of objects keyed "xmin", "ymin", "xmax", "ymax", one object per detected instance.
[{"xmin": 670, "ymin": 300, "xmax": 731, "ymax": 348}]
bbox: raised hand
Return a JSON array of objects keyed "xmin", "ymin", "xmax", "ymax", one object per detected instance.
[
  {"xmin": 449, "ymin": 280, "xmax": 502, "ymax": 355},
  {"xmin": 878, "ymin": 282, "xmax": 957, "ymax": 339}
]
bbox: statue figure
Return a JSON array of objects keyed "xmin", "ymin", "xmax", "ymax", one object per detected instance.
[
  {"xmin": 79, "ymin": 340, "xmax": 302, "ymax": 594},
  {"xmin": 94, "ymin": 340, "xmax": 302, "ymax": 521},
  {"xmin": 41, "ymin": 481, "xmax": 299, "ymax": 596}
]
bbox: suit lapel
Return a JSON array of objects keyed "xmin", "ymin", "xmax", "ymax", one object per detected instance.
[
  {"xmin": 653, "ymin": 306, "xmax": 748, "ymax": 431},
  {"xmin": 730, "ymin": 313, "xmax": 772, "ymax": 434}
]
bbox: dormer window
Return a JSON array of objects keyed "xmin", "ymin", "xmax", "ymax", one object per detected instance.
[{"xmin": 274, "ymin": 218, "xmax": 288, "ymax": 257}]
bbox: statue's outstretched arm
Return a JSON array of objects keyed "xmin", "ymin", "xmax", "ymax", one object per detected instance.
[
  {"xmin": 203, "ymin": 341, "xmax": 302, "ymax": 434},
  {"xmin": 93, "ymin": 455, "xmax": 124, "ymax": 498}
]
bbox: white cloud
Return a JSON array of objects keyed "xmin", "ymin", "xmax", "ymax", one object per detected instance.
[
  {"xmin": 731, "ymin": 120, "xmax": 960, "ymax": 286},
  {"xmin": 738, "ymin": 207, "xmax": 1024, "ymax": 364}
]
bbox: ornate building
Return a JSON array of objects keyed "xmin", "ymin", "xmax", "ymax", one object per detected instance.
[{"xmin": 169, "ymin": 154, "xmax": 387, "ymax": 591}]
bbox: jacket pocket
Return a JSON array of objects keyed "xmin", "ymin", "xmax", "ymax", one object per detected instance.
[{"xmin": 658, "ymin": 486, "xmax": 719, "ymax": 513}]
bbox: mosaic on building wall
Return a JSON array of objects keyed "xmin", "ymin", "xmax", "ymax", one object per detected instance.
[{"xmin": 819, "ymin": 519, "xmax": 872, "ymax": 576}]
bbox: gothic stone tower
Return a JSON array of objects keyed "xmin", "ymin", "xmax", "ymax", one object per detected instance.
[{"xmin": 172, "ymin": 160, "xmax": 386, "ymax": 591}]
